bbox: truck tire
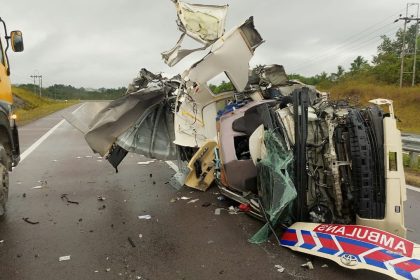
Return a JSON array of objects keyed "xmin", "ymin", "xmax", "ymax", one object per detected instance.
[{"xmin": 0, "ymin": 145, "xmax": 9, "ymax": 217}]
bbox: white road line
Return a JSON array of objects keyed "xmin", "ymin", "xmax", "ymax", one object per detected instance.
[
  {"xmin": 19, "ymin": 104, "xmax": 85, "ymax": 163},
  {"xmin": 407, "ymin": 185, "xmax": 420, "ymax": 193},
  {"xmin": 165, "ymin": 161, "xmax": 179, "ymax": 172}
]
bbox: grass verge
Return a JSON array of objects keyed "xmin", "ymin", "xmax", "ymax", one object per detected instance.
[{"xmin": 12, "ymin": 87, "xmax": 79, "ymax": 125}]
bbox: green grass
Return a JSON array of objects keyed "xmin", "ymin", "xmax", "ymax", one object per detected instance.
[
  {"xmin": 12, "ymin": 87, "xmax": 79, "ymax": 125},
  {"xmin": 403, "ymin": 153, "xmax": 420, "ymax": 187}
]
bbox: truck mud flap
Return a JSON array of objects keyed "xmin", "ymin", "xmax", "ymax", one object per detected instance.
[{"xmin": 281, "ymin": 222, "xmax": 420, "ymax": 280}]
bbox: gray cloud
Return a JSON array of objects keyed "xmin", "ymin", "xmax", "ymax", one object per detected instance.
[{"xmin": 2, "ymin": 0, "xmax": 407, "ymax": 88}]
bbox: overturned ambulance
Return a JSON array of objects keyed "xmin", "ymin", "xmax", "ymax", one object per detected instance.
[{"xmin": 65, "ymin": 2, "xmax": 420, "ymax": 279}]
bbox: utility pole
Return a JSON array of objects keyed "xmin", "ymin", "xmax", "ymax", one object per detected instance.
[
  {"xmin": 395, "ymin": 3, "xmax": 420, "ymax": 87},
  {"xmin": 413, "ymin": 5, "xmax": 419, "ymax": 86},
  {"xmin": 29, "ymin": 73, "xmax": 43, "ymax": 97}
]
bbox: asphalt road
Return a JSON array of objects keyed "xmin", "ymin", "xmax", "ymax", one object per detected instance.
[{"xmin": 0, "ymin": 102, "xmax": 417, "ymax": 280}]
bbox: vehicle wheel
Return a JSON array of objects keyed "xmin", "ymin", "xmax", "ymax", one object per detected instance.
[{"xmin": 0, "ymin": 145, "xmax": 9, "ymax": 217}]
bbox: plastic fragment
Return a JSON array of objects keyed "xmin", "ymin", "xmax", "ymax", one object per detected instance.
[
  {"xmin": 32, "ymin": 186, "xmax": 43, "ymax": 189},
  {"xmin": 97, "ymin": 196, "xmax": 106, "ymax": 201},
  {"xmin": 59, "ymin": 255, "xmax": 71, "ymax": 261},
  {"xmin": 239, "ymin": 203, "xmax": 251, "ymax": 212},
  {"xmin": 217, "ymin": 196, "xmax": 225, "ymax": 201},
  {"xmin": 214, "ymin": 208, "xmax": 221, "ymax": 215},
  {"xmin": 301, "ymin": 261, "xmax": 314, "ymax": 270},
  {"xmin": 180, "ymin": 196, "xmax": 190, "ymax": 200},
  {"xmin": 187, "ymin": 198, "xmax": 199, "ymax": 204},
  {"xmin": 274, "ymin": 264, "xmax": 285, "ymax": 273},
  {"xmin": 138, "ymin": 215, "xmax": 152, "ymax": 220},
  {"xmin": 136, "ymin": 160, "xmax": 154, "ymax": 165},
  {"xmin": 106, "ymin": 268, "xmax": 111, "ymax": 272},
  {"xmin": 321, "ymin": 264, "xmax": 328, "ymax": 268}
]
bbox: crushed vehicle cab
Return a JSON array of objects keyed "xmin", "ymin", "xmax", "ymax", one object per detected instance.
[
  {"xmin": 65, "ymin": 2, "xmax": 420, "ymax": 279},
  {"xmin": 0, "ymin": 17, "xmax": 23, "ymax": 216}
]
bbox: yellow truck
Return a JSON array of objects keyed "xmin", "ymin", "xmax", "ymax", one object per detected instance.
[{"xmin": 0, "ymin": 17, "xmax": 23, "ymax": 216}]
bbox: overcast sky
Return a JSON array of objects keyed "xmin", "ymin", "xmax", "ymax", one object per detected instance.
[{"xmin": 1, "ymin": 0, "xmax": 412, "ymax": 88}]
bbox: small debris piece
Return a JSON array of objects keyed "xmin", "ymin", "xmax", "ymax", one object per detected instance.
[
  {"xmin": 32, "ymin": 186, "xmax": 43, "ymax": 189},
  {"xmin": 201, "ymin": 202, "xmax": 211, "ymax": 207},
  {"xmin": 228, "ymin": 206, "xmax": 239, "ymax": 215},
  {"xmin": 128, "ymin": 237, "xmax": 136, "ymax": 248},
  {"xmin": 60, "ymin": 194, "xmax": 79, "ymax": 205},
  {"xmin": 94, "ymin": 270, "xmax": 99, "ymax": 273},
  {"xmin": 187, "ymin": 199, "xmax": 199, "ymax": 204},
  {"xmin": 138, "ymin": 215, "xmax": 152, "ymax": 220},
  {"xmin": 207, "ymin": 240, "xmax": 214, "ymax": 244},
  {"xmin": 239, "ymin": 203, "xmax": 251, "ymax": 212},
  {"xmin": 321, "ymin": 264, "xmax": 328, "ymax": 268},
  {"xmin": 85, "ymin": 155, "xmax": 93, "ymax": 158},
  {"xmin": 214, "ymin": 208, "xmax": 221, "ymax": 215},
  {"xmin": 301, "ymin": 261, "xmax": 314, "ymax": 270},
  {"xmin": 275, "ymin": 264, "xmax": 285, "ymax": 273},
  {"xmin": 106, "ymin": 268, "xmax": 111, "ymax": 272},
  {"xmin": 17, "ymin": 254, "xmax": 22, "ymax": 258},
  {"xmin": 76, "ymin": 156, "xmax": 82, "ymax": 159},
  {"xmin": 217, "ymin": 195, "xmax": 225, "ymax": 201},
  {"xmin": 22, "ymin": 217, "xmax": 39, "ymax": 225},
  {"xmin": 0, "ymin": 240, "xmax": 4, "ymax": 244},
  {"xmin": 138, "ymin": 234, "xmax": 143, "ymax": 239},
  {"xmin": 149, "ymin": 173, "xmax": 153, "ymax": 178},
  {"xmin": 34, "ymin": 254, "xmax": 39, "ymax": 258},
  {"xmin": 59, "ymin": 255, "xmax": 71, "ymax": 262},
  {"xmin": 97, "ymin": 195, "xmax": 106, "ymax": 201},
  {"xmin": 170, "ymin": 198, "xmax": 177, "ymax": 203},
  {"xmin": 180, "ymin": 196, "xmax": 190, "ymax": 200},
  {"xmin": 78, "ymin": 218, "xmax": 83, "ymax": 222},
  {"xmin": 152, "ymin": 181, "xmax": 156, "ymax": 185},
  {"xmin": 136, "ymin": 160, "xmax": 154, "ymax": 165},
  {"xmin": 22, "ymin": 193, "xmax": 26, "ymax": 198},
  {"xmin": 98, "ymin": 205, "xmax": 106, "ymax": 210}
]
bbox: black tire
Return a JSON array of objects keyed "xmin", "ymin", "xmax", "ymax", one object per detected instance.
[{"xmin": 0, "ymin": 145, "xmax": 9, "ymax": 217}]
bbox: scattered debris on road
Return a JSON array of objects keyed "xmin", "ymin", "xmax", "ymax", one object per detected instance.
[
  {"xmin": 137, "ymin": 160, "xmax": 154, "ymax": 165},
  {"xmin": 32, "ymin": 185, "xmax": 43, "ymax": 189},
  {"xmin": 60, "ymin": 194, "xmax": 79, "ymax": 205},
  {"xmin": 274, "ymin": 264, "xmax": 285, "ymax": 273},
  {"xmin": 187, "ymin": 198, "xmax": 199, "ymax": 204},
  {"xmin": 301, "ymin": 261, "xmax": 314, "ymax": 270},
  {"xmin": 97, "ymin": 195, "xmax": 106, "ymax": 201},
  {"xmin": 59, "ymin": 255, "xmax": 71, "ymax": 262},
  {"xmin": 138, "ymin": 215, "xmax": 152, "ymax": 220},
  {"xmin": 22, "ymin": 217, "xmax": 39, "ymax": 225},
  {"xmin": 98, "ymin": 205, "xmax": 106, "ymax": 210},
  {"xmin": 127, "ymin": 237, "xmax": 136, "ymax": 248}
]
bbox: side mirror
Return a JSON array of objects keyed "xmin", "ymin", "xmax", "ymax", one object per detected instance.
[{"xmin": 10, "ymin": 31, "xmax": 24, "ymax": 52}]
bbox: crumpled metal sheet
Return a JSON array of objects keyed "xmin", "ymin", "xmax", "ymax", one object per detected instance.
[
  {"xmin": 177, "ymin": 1, "xmax": 228, "ymax": 44},
  {"xmin": 162, "ymin": 1, "xmax": 228, "ymax": 67},
  {"xmin": 85, "ymin": 87, "xmax": 167, "ymax": 156},
  {"xmin": 116, "ymin": 100, "xmax": 177, "ymax": 160}
]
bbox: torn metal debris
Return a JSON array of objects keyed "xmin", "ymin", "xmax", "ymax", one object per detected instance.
[{"xmin": 64, "ymin": 2, "xmax": 419, "ymax": 279}]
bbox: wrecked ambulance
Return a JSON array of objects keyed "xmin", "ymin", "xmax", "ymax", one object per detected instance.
[{"xmin": 65, "ymin": 2, "xmax": 420, "ymax": 279}]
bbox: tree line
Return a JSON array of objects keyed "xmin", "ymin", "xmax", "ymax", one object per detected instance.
[
  {"xmin": 290, "ymin": 24, "xmax": 420, "ymax": 88},
  {"xmin": 16, "ymin": 84, "xmax": 127, "ymax": 100}
]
